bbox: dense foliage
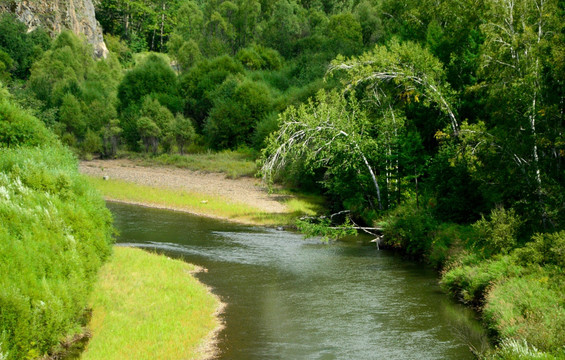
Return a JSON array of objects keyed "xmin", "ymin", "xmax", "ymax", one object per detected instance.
[
  {"xmin": 0, "ymin": 0, "xmax": 563, "ymax": 357},
  {"xmin": 0, "ymin": 90, "xmax": 113, "ymax": 359}
]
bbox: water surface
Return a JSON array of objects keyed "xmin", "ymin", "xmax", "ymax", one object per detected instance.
[{"xmin": 109, "ymin": 202, "xmax": 482, "ymax": 360}]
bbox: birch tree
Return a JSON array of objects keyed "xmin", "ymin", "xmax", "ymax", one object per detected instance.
[
  {"xmin": 262, "ymin": 90, "xmax": 384, "ymax": 210},
  {"xmin": 328, "ymin": 40, "xmax": 460, "ymax": 136},
  {"xmin": 327, "ymin": 41, "xmax": 455, "ymax": 208},
  {"xmin": 479, "ymin": 0, "xmax": 560, "ymax": 225}
]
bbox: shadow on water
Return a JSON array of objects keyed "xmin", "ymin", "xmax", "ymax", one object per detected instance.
[{"xmin": 108, "ymin": 202, "xmax": 487, "ymax": 360}]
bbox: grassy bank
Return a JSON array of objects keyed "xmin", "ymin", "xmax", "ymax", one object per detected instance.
[
  {"xmin": 380, "ymin": 203, "xmax": 565, "ymax": 359},
  {"xmin": 83, "ymin": 247, "xmax": 222, "ymax": 360},
  {"xmin": 86, "ymin": 176, "xmax": 323, "ymax": 226},
  {"xmin": 0, "ymin": 94, "xmax": 113, "ymax": 360}
]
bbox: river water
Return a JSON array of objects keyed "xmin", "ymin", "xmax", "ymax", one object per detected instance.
[{"xmin": 109, "ymin": 202, "xmax": 483, "ymax": 360}]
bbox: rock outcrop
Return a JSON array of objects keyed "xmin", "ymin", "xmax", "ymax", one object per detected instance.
[{"xmin": 0, "ymin": 0, "xmax": 108, "ymax": 58}]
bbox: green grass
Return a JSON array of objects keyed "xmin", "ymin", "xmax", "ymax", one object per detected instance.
[
  {"xmin": 86, "ymin": 176, "xmax": 323, "ymax": 226},
  {"xmin": 124, "ymin": 150, "xmax": 258, "ymax": 178},
  {"xmin": 82, "ymin": 247, "xmax": 221, "ymax": 360}
]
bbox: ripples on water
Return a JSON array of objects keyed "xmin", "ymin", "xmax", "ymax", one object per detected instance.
[{"xmin": 109, "ymin": 202, "xmax": 484, "ymax": 360}]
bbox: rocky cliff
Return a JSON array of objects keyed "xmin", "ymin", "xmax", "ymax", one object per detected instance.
[{"xmin": 0, "ymin": 0, "xmax": 108, "ymax": 58}]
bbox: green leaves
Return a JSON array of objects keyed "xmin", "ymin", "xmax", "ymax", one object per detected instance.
[
  {"xmin": 262, "ymin": 90, "xmax": 383, "ymax": 210},
  {"xmin": 329, "ymin": 40, "xmax": 459, "ymax": 135}
]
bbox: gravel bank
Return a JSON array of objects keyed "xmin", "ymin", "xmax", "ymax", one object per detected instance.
[{"xmin": 79, "ymin": 159, "xmax": 288, "ymax": 214}]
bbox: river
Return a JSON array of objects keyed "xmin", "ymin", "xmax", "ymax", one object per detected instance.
[{"xmin": 109, "ymin": 202, "xmax": 484, "ymax": 360}]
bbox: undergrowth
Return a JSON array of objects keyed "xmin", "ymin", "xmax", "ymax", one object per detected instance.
[
  {"xmin": 0, "ymin": 96, "xmax": 113, "ymax": 359},
  {"xmin": 381, "ymin": 201, "xmax": 565, "ymax": 359}
]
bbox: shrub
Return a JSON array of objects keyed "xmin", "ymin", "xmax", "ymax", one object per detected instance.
[
  {"xmin": 252, "ymin": 112, "xmax": 279, "ymax": 150},
  {"xmin": 173, "ymin": 114, "xmax": 195, "ymax": 155},
  {"xmin": 236, "ymin": 45, "xmax": 283, "ymax": 71},
  {"xmin": 473, "ymin": 207, "xmax": 522, "ymax": 256},
  {"xmin": 0, "ymin": 146, "xmax": 113, "ymax": 360},
  {"xmin": 0, "ymin": 99, "xmax": 113, "ymax": 359},
  {"xmin": 204, "ymin": 76, "xmax": 273, "ymax": 149},
  {"xmin": 382, "ymin": 202, "xmax": 438, "ymax": 256},
  {"xmin": 179, "ymin": 55, "xmax": 244, "ymax": 128},
  {"xmin": 0, "ymin": 99, "xmax": 57, "ymax": 148},
  {"xmin": 117, "ymin": 54, "xmax": 181, "ymax": 114},
  {"xmin": 514, "ymin": 231, "xmax": 565, "ymax": 267},
  {"xmin": 81, "ymin": 128, "xmax": 103, "ymax": 157}
]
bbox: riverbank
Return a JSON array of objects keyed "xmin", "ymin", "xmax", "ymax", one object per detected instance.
[
  {"xmin": 82, "ymin": 246, "xmax": 223, "ymax": 360},
  {"xmin": 80, "ymin": 159, "xmax": 323, "ymax": 226},
  {"xmin": 381, "ymin": 203, "xmax": 565, "ymax": 359}
]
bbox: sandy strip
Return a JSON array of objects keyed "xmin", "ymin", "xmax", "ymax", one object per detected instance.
[{"xmin": 79, "ymin": 159, "xmax": 289, "ymax": 216}]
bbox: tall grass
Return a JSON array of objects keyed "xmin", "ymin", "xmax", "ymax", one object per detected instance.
[
  {"xmin": 382, "ymin": 202, "xmax": 565, "ymax": 359},
  {"xmin": 0, "ymin": 147, "xmax": 113, "ymax": 359},
  {"xmin": 83, "ymin": 247, "xmax": 221, "ymax": 360},
  {"xmin": 0, "ymin": 97, "xmax": 113, "ymax": 359}
]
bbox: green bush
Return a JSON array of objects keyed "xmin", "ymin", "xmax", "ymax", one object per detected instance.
[
  {"xmin": 382, "ymin": 202, "xmax": 438, "ymax": 256},
  {"xmin": 427, "ymin": 223, "xmax": 474, "ymax": 268},
  {"xmin": 236, "ymin": 45, "xmax": 283, "ymax": 71},
  {"xmin": 473, "ymin": 207, "xmax": 522, "ymax": 256},
  {"xmin": 0, "ymin": 50, "xmax": 12, "ymax": 83},
  {"xmin": 117, "ymin": 53, "xmax": 181, "ymax": 114},
  {"xmin": 204, "ymin": 76, "xmax": 273, "ymax": 149},
  {"xmin": 81, "ymin": 128, "xmax": 103, "ymax": 157},
  {"xmin": 0, "ymin": 99, "xmax": 57, "ymax": 148},
  {"xmin": 0, "ymin": 146, "xmax": 113, "ymax": 359},
  {"xmin": 0, "ymin": 99, "xmax": 113, "ymax": 359},
  {"xmin": 514, "ymin": 231, "xmax": 565, "ymax": 267},
  {"xmin": 179, "ymin": 55, "xmax": 244, "ymax": 128},
  {"xmin": 0, "ymin": 13, "xmax": 50, "ymax": 79}
]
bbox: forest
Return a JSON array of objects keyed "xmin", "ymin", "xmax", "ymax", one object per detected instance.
[{"xmin": 0, "ymin": 0, "xmax": 564, "ymax": 358}]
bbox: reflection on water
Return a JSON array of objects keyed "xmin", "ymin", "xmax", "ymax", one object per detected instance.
[{"xmin": 109, "ymin": 202, "xmax": 484, "ymax": 360}]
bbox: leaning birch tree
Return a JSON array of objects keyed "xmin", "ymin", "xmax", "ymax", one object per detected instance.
[
  {"xmin": 262, "ymin": 90, "xmax": 384, "ymax": 210},
  {"xmin": 328, "ymin": 40, "xmax": 460, "ymax": 136},
  {"xmin": 327, "ymin": 41, "xmax": 458, "ymax": 208}
]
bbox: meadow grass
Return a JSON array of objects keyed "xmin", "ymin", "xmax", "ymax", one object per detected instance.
[
  {"xmin": 86, "ymin": 176, "xmax": 323, "ymax": 226},
  {"xmin": 82, "ymin": 247, "xmax": 221, "ymax": 360},
  {"xmin": 125, "ymin": 150, "xmax": 258, "ymax": 178}
]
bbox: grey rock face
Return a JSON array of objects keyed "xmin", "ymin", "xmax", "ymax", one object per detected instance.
[{"xmin": 0, "ymin": 0, "xmax": 109, "ymax": 58}]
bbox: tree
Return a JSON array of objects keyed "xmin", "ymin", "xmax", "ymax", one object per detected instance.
[
  {"xmin": 0, "ymin": 13, "xmax": 50, "ymax": 79},
  {"xmin": 137, "ymin": 116, "xmax": 160, "ymax": 153},
  {"xmin": 139, "ymin": 96, "xmax": 175, "ymax": 152},
  {"xmin": 102, "ymin": 119, "xmax": 122, "ymax": 157},
  {"xmin": 117, "ymin": 54, "xmax": 180, "ymax": 113},
  {"xmin": 327, "ymin": 41, "xmax": 459, "ymax": 210},
  {"xmin": 0, "ymin": 49, "xmax": 12, "ymax": 82},
  {"xmin": 263, "ymin": 0, "xmax": 308, "ymax": 57},
  {"xmin": 58, "ymin": 93, "xmax": 85, "ymax": 137},
  {"xmin": 96, "ymin": 0, "xmax": 183, "ymax": 52},
  {"xmin": 173, "ymin": 114, "xmax": 195, "ymax": 155},
  {"xmin": 262, "ymin": 90, "xmax": 384, "ymax": 210},
  {"xmin": 328, "ymin": 41, "xmax": 459, "ymax": 136},
  {"xmin": 179, "ymin": 55, "xmax": 243, "ymax": 128},
  {"xmin": 477, "ymin": 0, "xmax": 562, "ymax": 228},
  {"xmin": 204, "ymin": 75, "xmax": 273, "ymax": 149},
  {"xmin": 353, "ymin": 0, "xmax": 384, "ymax": 47},
  {"xmin": 28, "ymin": 31, "xmax": 93, "ymax": 107},
  {"xmin": 326, "ymin": 12, "xmax": 363, "ymax": 57}
]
